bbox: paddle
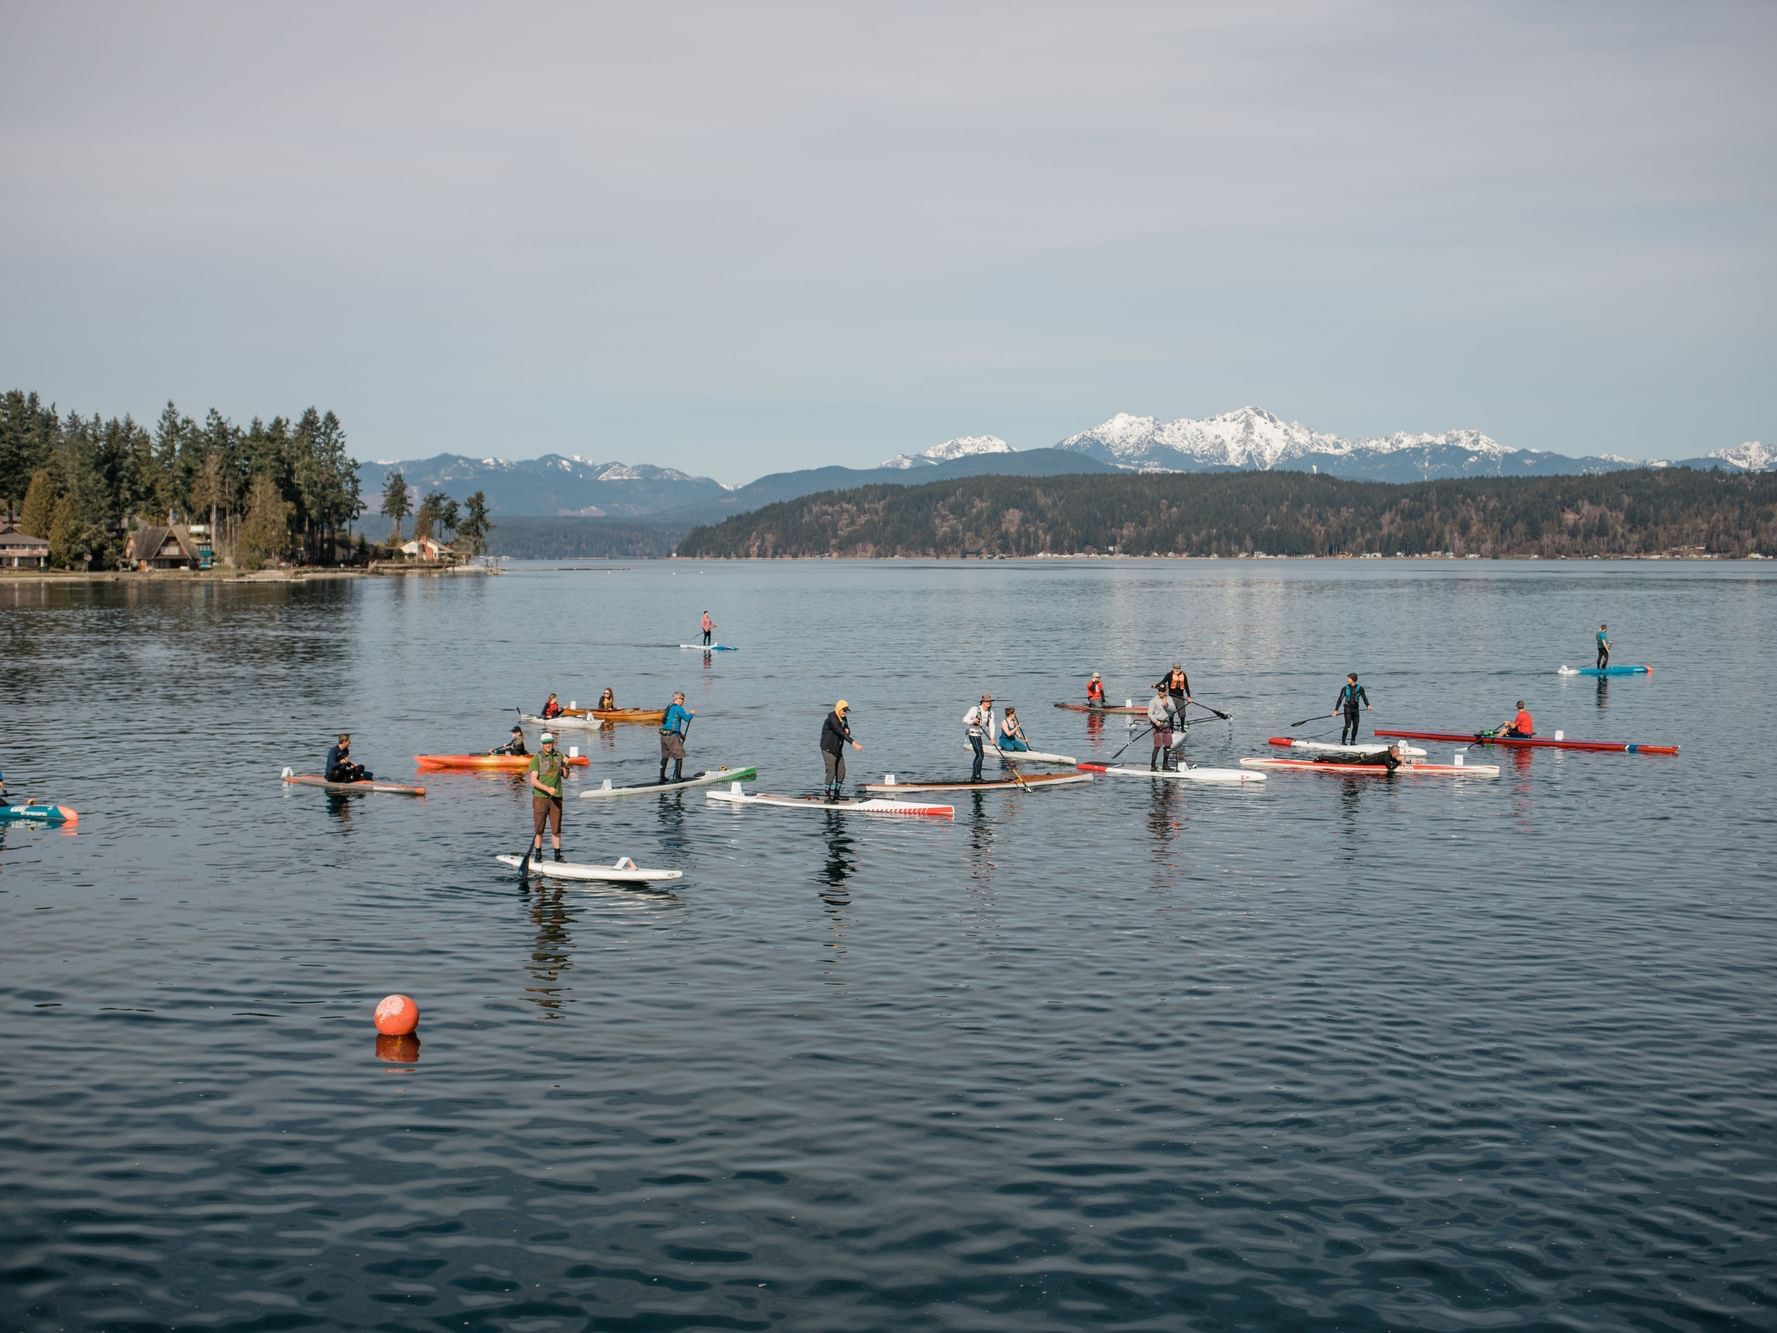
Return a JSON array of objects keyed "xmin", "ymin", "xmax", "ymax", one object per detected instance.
[
  {"xmin": 1188, "ymin": 699, "xmax": 1233, "ymax": 721},
  {"xmin": 1104, "ymin": 722, "xmax": 1158, "ymax": 763},
  {"xmin": 1288, "ymin": 713, "xmax": 1323, "ymax": 728},
  {"xmin": 986, "ymin": 735, "xmax": 1035, "ymax": 792}
]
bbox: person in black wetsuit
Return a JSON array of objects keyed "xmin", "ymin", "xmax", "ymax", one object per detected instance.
[
  {"xmin": 1331, "ymin": 673, "xmax": 1371, "ymax": 745},
  {"xmin": 1317, "ymin": 743, "xmax": 1402, "ymax": 771},
  {"xmin": 1153, "ymin": 664, "xmax": 1192, "ymax": 729},
  {"xmin": 820, "ymin": 701, "xmax": 862, "ymax": 797},
  {"xmin": 325, "ymin": 733, "xmax": 371, "ymax": 783}
]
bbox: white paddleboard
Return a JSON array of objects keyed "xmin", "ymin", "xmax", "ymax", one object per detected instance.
[
  {"xmin": 1081, "ymin": 764, "xmax": 1266, "ymax": 785},
  {"xmin": 496, "ymin": 853, "xmax": 682, "ymax": 883},
  {"xmin": 706, "ymin": 786, "xmax": 953, "ymax": 816},
  {"xmin": 1271, "ymin": 739, "xmax": 1429, "ymax": 758},
  {"xmin": 578, "ymin": 765, "xmax": 758, "ymax": 799},
  {"xmin": 960, "ymin": 744, "xmax": 1079, "ymax": 766},
  {"xmin": 679, "ymin": 643, "xmax": 738, "ymax": 651}
]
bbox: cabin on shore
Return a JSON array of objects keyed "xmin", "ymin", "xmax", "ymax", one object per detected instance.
[
  {"xmin": 0, "ymin": 528, "xmax": 50, "ymax": 569},
  {"xmin": 124, "ymin": 524, "xmax": 202, "ymax": 571},
  {"xmin": 398, "ymin": 537, "xmax": 456, "ymax": 563}
]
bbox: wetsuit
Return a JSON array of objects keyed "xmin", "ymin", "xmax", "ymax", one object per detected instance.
[
  {"xmin": 1153, "ymin": 669, "xmax": 1192, "ymax": 726},
  {"xmin": 1336, "ymin": 681, "xmax": 1370, "ymax": 745},
  {"xmin": 325, "ymin": 743, "xmax": 368, "ymax": 783},
  {"xmin": 820, "ymin": 711, "xmax": 855, "ymax": 793},
  {"xmin": 1596, "ymin": 630, "xmax": 1610, "ymax": 670}
]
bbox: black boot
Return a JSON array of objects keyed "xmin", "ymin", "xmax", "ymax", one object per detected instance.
[
  {"xmin": 554, "ymin": 848, "xmax": 564, "ymax": 862},
  {"xmin": 658, "ymin": 766, "xmax": 668, "ymax": 784},
  {"xmin": 673, "ymin": 761, "xmax": 684, "ymax": 782},
  {"xmin": 1151, "ymin": 747, "xmax": 1162, "ymax": 770}
]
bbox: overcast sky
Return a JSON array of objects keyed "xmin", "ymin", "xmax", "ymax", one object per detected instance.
[{"xmin": 3, "ymin": 0, "xmax": 1772, "ymax": 478}]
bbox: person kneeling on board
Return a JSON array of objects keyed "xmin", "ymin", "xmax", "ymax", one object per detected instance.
[
  {"xmin": 325, "ymin": 733, "xmax": 371, "ymax": 783},
  {"xmin": 1332, "ymin": 672, "xmax": 1372, "ymax": 745},
  {"xmin": 997, "ymin": 706, "xmax": 1031, "ymax": 754},
  {"xmin": 659, "ymin": 691, "xmax": 694, "ymax": 784},
  {"xmin": 964, "ymin": 694, "xmax": 996, "ymax": 782},
  {"xmin": 528, "ymin": 733, "xmax": 567, "ymax": 862},
  {"xmin": 1146, "ymin": 687, "xmax": 1177, "ymax": 771},
  {"xmin": 1496, "ymin": 701, "xmax": 1535, "ymax": 739},
  {"xmin": 821, "ymin": 701, "xmax": 862, "ymax": 797},
  {"xmin": 489, "ymin": 725, "xmax": 528, "ymax": 757}
]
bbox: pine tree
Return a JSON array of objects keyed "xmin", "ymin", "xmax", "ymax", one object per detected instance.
[
  {"xmin": 382, "ymin": 470, "xmax": 411, "ymax": 544},
  {"xmin": 457, "ymin": 491, "xmax": 494, "ymax": 557},
  {"xmin": 20, "ymin": 468, "xmax": 56, "ymax": 539},
  {"xmin": 239, "ymin": 472, "xmax": 293, "ymax": 570}
]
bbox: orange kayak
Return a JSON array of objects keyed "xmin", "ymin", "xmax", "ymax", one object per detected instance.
[{"xmin": 415, "ymin": 753, "xmax": 592, "ymax": 770}]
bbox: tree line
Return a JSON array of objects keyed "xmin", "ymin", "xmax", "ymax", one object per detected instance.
[
  {"xmin": 0, "ymin": 388, "xmax": 495, "ymax": 569},
  {"xmin": 677, "ymin": 468, "xmax": 1777, "ymax": 559}
]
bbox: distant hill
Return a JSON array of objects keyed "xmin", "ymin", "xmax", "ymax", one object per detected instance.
[
  {"xmin": 355, "ymin": 454, "xmax": 728, "ymax": 518},
  {"xmin": 677, "ymin": 467, "xmax": 1777, "ymax": 560}
]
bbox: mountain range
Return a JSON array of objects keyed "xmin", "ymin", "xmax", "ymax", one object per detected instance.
[{"xmin": 357, "ymin": 408, "xmax": 1771, "ymax": 520}]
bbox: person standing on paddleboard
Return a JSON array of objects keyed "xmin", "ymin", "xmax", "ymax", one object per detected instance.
[
  {"xmin": 659, "ymin": 691, "xmax": 694, "ymax": 784},
  {"xmin": 1596, "ymin": 624, "xmax": 1610, "ymax": 670},
  {"xmin": 325, "ymin": 733, "xmax": 371, "ymax": 783},
  {"xmin": 964, "ymin": 694, "xmax": 997, "ymax": 782},
  {"xmin": 1086, "ymin": 673, "xmax": 1106, "ymax": 707},
  {"xmin": 1332, "ymin": 673, "xmax": 1372, "ymax": 745},
  {"xmin": 1496, "ymin": 701, "xmax": 1535, "ymax": 739},
  {"xmin": 1146, "ymin": 686, "xmax": 1177, "ymax": 771},
  {"xmin": 528, "ymin": 733, "xmax": 567, "ymax": 862},
  {"xmin": 1154, "ymin": 664, "xmax": 1193, "ymax": 729},
  {"xmin": 700, "ymin": 611, "xmax": 715, "ymax": 647},
  {"xmin": 821, "ymin": 701, "xmax": 862, "ymax": 797}
]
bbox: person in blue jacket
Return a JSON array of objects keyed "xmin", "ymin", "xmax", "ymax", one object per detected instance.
[
  {"xmin": 1596, "ymin": 624, "xmax": 1610, "ymax": 670},
  {"xmin": 659, "ymin": 691, "xmax": 695, "ymax": 784}
]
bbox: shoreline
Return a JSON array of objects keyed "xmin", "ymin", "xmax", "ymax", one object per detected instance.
[{"xmin": 0, "ymin": 564, "xmax": 499, "ymax": 584}]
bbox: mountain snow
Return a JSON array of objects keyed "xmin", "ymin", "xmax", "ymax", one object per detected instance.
[
  {"xmin": 1058, "ymin": 407, "xmax": 1516, "ymax": 471},
  {"xmin": 1706, "ymin": 441, "xmax": 1775, "ymax": 471},
  {"xmin": 879, "ymin": 435, "xmax": 1013, "ymax": 469}
]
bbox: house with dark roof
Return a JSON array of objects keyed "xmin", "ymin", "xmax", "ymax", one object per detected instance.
[
  {"xmin": 0, "ymin": 529, "xmax": 50, "ymax": 569},
  {"xmin": 123, "ymin": 524, "xmax": 201, "ymax": 571}
]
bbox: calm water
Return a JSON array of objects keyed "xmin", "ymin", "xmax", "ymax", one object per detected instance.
[{"xmin": 2, "ymin": 560, "xmax": 1774, "ymax": 1331}]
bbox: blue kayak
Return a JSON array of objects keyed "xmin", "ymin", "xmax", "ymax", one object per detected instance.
[
  {"xmin": 2, "ymin": 802, "xmax": 78, "ymax": 825},
  {"xmin": 1558, "ymin": 664, "xmax": 1651, "ymax": 677}
]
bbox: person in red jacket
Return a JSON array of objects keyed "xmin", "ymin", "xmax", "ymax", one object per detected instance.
[
  {"xmin": 1497, "ymin": 701, "xmax": 1535, "ymax": 738},
  {"xmin": 1086, "ymin": 672, "xmax": 1106, "ymax": 706}
]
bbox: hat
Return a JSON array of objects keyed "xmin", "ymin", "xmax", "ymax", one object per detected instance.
[
  {"xmin": 835, "ymin": 700, "xmax": 849, "ymax": 713},
  {"xmin": 510, "ymin": 724, "xmax": 524, "ymax": 733},
  {"xmin": 541, "ymin": 732, "xmax": 556, "ymax": 742}
]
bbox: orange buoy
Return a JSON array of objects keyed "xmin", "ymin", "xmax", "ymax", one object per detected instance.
[{"xmin": 373, "ymin": 993, "xmax": 419, "ymax": 1036}]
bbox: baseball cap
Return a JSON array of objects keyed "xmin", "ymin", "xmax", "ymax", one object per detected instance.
[{"xmin": 541, "ymin": 732, "xmax": 556, "ymax": 742}]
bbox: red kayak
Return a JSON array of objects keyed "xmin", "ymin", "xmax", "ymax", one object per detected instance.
[
  {"xmin": 1374, "ymin": 728, "xmax": 1679, "ymax": 756},
  {"xmin": 1053, "ymin": 701, "xmax": 1147, "ymax": 715},
  {"xmin": 416, "ymin": 754, "xmax": 590, "ymax": 771}
]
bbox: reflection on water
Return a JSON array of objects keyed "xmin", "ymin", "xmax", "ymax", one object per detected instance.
[{"xmin": 2, "ymin": 562, "xmax": 1773, "ymax": 1330}]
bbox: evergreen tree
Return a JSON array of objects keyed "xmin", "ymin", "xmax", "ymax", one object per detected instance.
[
  {"xmin": 20, "ymin": 468, "xmax": 56, "ymax": 539},
  {"xmin": 457, "ymin": 491, "xmax": 494, "ymax": 557},
  {"xmin": 239, "ymin": 472, "xmax": 293, "ymax": 569},
  {"xmin": 381, "ymin": 470, "xmax": 410, "ymax": 543}
]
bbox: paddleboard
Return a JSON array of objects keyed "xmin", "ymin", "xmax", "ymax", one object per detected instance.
[
  {"xmin": 495, "ymin": 853, "xmax": 682, "ymax": 883},
  {"xmin": 2, "ymin": 803, "xmax": 78, "ymax": 825},
  {"xmin": 1265, "ymin": 737, "xmax": 1429, "ymax": 758},
  {"xmin": 281, "ymin": 770, "xmax": 426, "ymax": 796},
  {"xmin": 1558, "ymin": 664, "xmax": 1651, "ymax": 677},
  {"xmin": 579, "ymin": 765, "xmax": 758, "ymax": 798},
  {"xmin": 864, "ymin": 772, "xmax": 1091, "ymax": 793},
  {"xmin": 1076, "ymin": 763, "xmax": 1265, "ymax": 785},
  {"xmin": 1241, "ymin": 757, "xmax": 1500, "ymax": 777},
  {"xmin": 707, "ymin": 786, "xmax": 953, "ymax": 816},
  {"xmin": 960, "ymin": 744, "xmax": 1079, "ymax": 766},
  {"xmin": 680, "ymin": 643, "xmax": 738, "ymax": 652},
  {"xmin": 1053, "ymin": 701, "xmax": 1146, "ymax": 715}
]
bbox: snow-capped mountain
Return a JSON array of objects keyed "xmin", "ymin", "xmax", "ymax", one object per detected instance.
[
  {"xmin": 1702, "ymin": 441, "xmax": 1774, "ymax": 472},
  {"xmin": 1057, "ymin": 407, "xmax": 1648, "ymax": 480},
  {"xmin": 879, "ymin": 435, "xmax": 1014, "ymax": 469}
]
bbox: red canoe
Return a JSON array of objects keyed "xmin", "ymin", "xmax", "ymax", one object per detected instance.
[{"xmin": 1374, "ymin": 728, "xmax": 1679, "ymax": 756}]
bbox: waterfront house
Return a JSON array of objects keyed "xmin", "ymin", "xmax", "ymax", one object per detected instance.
[
  {"xmin": 124, "ymin": 524, "xmax": 202, "ymax": 571},
  {"xmin": 0, "ymin": 529, "xmax": 50, "ymax": 569},
  {"xmin": 398, "ymin": 537, "xmax": 456, "ymax": 563}
]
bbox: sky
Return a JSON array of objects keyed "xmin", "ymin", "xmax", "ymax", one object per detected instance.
[{"xmin": 2, "ymin": 0, "xmax": 1772, "ymax": 480}]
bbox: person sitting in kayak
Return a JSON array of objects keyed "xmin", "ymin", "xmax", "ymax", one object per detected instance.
[
  {"xmin": 325, "ymin": 733, "xmax": 371, "ymax": 783},
  {"xmin": 1596, "ymin": 624, "xmax": 1610, "ymax": 670},
  {"xmin": 1331, "ymin": 672, "xmax": 1372, "ymax": 745},
  {"xmin": 1495, "ymin": 702, "xmax": 1535, "ymax": 738},
  {"xmin": 1154, "ymin": 664, "xmax": 1192, "ymax": 725},
  {"xmin": 597, "ymin": 687, "xmax": 616, "ymax": 711},
  {"xmin": 489, "ymin": 725, "xmax": 528, "ymax": 757},
  {"xmin": 659, "ymin": 691, "xmax": 694, "ymax": 784},
  {"xmin": 540, "ymin": 693, "xmax": 563, "ymax": 720},
  {"xmin": 964, "ymin": 694, "xmax": 997, "ymax": 781},
  {"xmin": 1086, "ymin": 673, "xmax": 1106, "ymax": 707},
  {"xmin": 997, "ymin": 706, "xmax": 1031, "ymax": 753},
  {"xmin": 821, "ymin": 701, "xmax": 862, "ymax": 797},
  {"xmin": 1146, "ymin": 686, "xmax": 1177, "ymax": 771}
]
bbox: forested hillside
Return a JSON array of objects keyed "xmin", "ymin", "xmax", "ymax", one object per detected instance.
[{"xmin": 678, "ymin": 469, "xmax": 1777, "ymax": 559}]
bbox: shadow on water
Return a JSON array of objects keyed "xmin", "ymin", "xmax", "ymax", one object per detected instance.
[{"xmin": 523, "ymin": 881, "xmax": 574, "ymax": 1019}]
